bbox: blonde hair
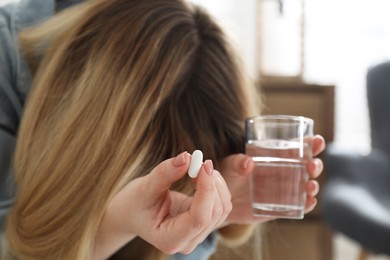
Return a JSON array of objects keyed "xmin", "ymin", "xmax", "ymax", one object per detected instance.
[{"xmin": 5, "ymin": 0, "xmax": 260, "ymax": 259}]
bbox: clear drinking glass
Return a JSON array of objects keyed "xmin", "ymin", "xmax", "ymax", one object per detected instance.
[{"xmin": 245, "ymin": 115, "xmax": 314, "ymax": 219}]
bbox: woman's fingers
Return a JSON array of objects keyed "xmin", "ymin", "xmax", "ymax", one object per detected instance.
[
  {"xmin": 219, "ymin": 154, "xmax": 254, "ymax": 178},
  {"xmin": 304, "ymin": 135, "xmax": 324, "ymax": 214},
  {"xmin": 189, "ymin": 160, "xmax": 217, "ymax": 227},
  {"xmin": 304, "ymin": 180, "xmax": 319, "ymax": 214},
  {"xmin": 166, "ymin": 161, "xmax": 218, "ymax": 253},
  {"xmin": 214, "ymin": 171, "xmax": 232, "ymax": 227},
  {"xmin": 312, "ymin": 135, "xmax": 326, "ymax": 156},
  {"xmin": 145, "ymin": 152, "xmax": 190, "ymax": 198},
  {"xmin": 170, "ymin": 161, "xmax": 217, "ymax": 242},
  {"xmin": 305, "ymin": 180, "xmax": 320, "ymax": 197},
  {"xmin": 306, "ymin": 158, "xmax": 323, "ymax": 179},
  {"xmin": 304, "ymin": 197, "xmax": 318, "ymax": 214},
  {"xmin": 153, "ymin": 160, "xmax": 218, "ymax": 254},
  {"xmin": 179, "ymin": 169, "xmax": 232, "ymax": 254},
  {"xmin": 142, "ymin": 153, "xmax": 233, "ymax": 254},
  {"xmin": 196, "ymin": 171, "xmax": 232, "ymax": 238}
]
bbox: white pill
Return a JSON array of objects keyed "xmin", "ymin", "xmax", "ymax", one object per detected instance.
[{"xmin": 188, "ymin": 150, "xmax": 203, "ymax": 178}]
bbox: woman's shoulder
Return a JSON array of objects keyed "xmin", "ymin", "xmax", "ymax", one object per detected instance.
[
  {"xmin": 0, "ymin": 2, "xmax": 19, "ymax": 85},
  {"xmin": 0, "ymin": 0, "xmax": 56, "ymax": 103},
  {"xmin": 0, "ymin": 2, "xmax": 14, "ymax": 29},
  {"xmin": 0, "ymin": 0, "xmax": 55, "ymax": 31}
]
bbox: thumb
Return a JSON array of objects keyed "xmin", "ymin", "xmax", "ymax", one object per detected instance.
[
  {"xmin": 220, "ymin": 154, "xmax": 254, "ymax": 178},
  {"xmin": 146, "ymin": 152, "xmax": 191, "ymax": 195}
]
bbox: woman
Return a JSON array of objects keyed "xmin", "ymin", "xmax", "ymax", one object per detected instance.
[{"xmin": 0, "ymin": 0, "xmax": 325, "ymax": 259}]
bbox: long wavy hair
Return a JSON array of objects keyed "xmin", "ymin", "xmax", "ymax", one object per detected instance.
[{"xmin": 5, "ymin": 0, "xmax": 260, "ymax": 259}]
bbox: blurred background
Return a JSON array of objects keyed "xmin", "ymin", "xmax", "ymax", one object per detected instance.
[
  {"xmin": 191, "ymin": 0, "xmax": 390, "ymax": 153},
  {"xmin": 2, "ymin": 0, "xmax": 387, "ymax": 259},
  {"xmin": 191, "ymin": 0, "xmax": 390, "ymax": 259}
]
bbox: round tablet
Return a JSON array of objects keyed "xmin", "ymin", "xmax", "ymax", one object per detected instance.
[{"xmin": 188, "ymin": 150, "xmax": 203, "ymax": 178}]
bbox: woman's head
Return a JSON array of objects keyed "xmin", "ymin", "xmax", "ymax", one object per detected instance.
[{"xmin": 7, "ymin": 0, "xmax": 260, "ymax": 258}]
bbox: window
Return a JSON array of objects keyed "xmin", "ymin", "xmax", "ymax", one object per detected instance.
[
  {"xmin": 192, "ymin": 0, "xmax": 390, "ymax": 152},
  {"xmin": 259, "ymin": 0, "xmax": 304, "ymax": 78},
  {"xmin": 260, "ymin": 0, "xmax": 390, "ymax": 152}
]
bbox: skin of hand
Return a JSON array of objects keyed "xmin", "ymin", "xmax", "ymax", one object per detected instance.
[
  {"xmin": 94, "ymin": 152, "xmax": 232, "ymax": 259},
  {"xmin": 218, "ymin": 134, "xmax": 326, "ymax": 226}
]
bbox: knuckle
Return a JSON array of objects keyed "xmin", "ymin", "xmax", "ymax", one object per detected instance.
[{"xmin": 192, "ymin": 215, "xmax": 211, "ymax": 229}]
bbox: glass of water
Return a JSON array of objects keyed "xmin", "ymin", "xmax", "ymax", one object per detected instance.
[{"xmin": 245, "ymin": 115, "xmax": 314, "ymax": 219}]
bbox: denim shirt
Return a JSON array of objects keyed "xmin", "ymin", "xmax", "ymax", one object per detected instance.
[
  {"xmin": 0, "ymin": 0, "xmax": 217, "ymax": 258},
  {"xmin": 0, "ymin": 0, "xmax": 55, "ymax": 233}
]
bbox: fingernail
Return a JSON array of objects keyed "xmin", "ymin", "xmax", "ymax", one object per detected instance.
[
  {"xmin": 204, "ymin": 160, "xmax": 214, "ymax": 175},
  {"xmin": 173, "ymin": 151, "xmax": 188, "ymax": 167}
]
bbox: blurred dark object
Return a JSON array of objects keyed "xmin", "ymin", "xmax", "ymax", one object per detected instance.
[{"xmin": 322, "ymin": 61, "xmax": 390, "ymax": 259}]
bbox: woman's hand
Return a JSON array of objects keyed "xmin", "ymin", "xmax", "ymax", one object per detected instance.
[
  {"xmin": 218, "ymin": 135, "xmax": 326, "ymax": 226},
  {"xmin": 94, "ymin": 152, "xmax": 232, "ymax": 259}
]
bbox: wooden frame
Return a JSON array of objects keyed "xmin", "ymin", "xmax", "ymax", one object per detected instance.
[{"xmin": 260, "ymin": 81, "xmax": 335, "ymax": 143}]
